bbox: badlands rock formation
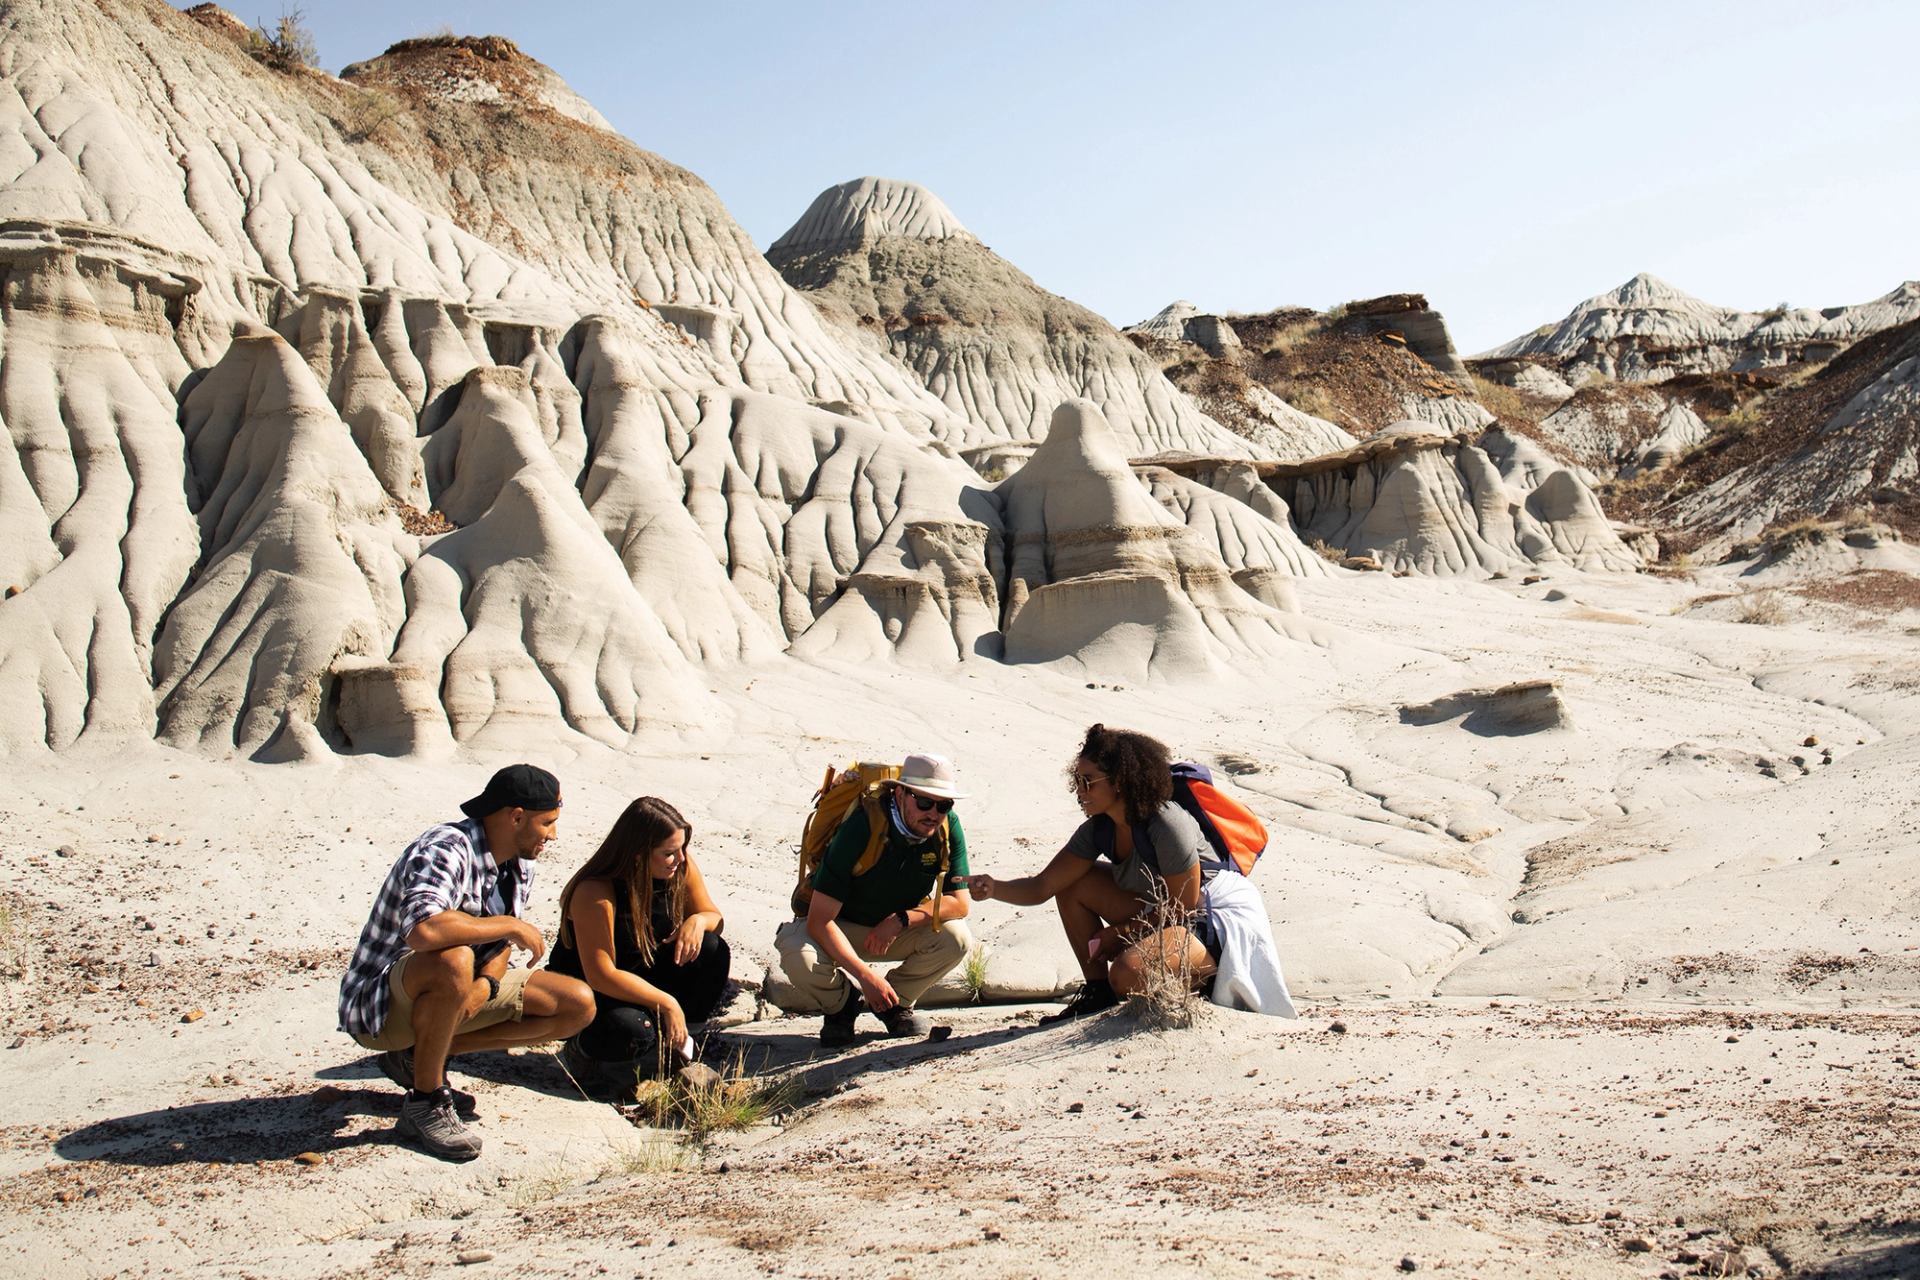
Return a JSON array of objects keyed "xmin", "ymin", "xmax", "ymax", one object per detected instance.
[
  {"xmin": 769, "ymin": 177, "xmax": 1253, "ymax": 461},
  {"xmin": 1131, "ymin": 298, "xmax": 1489, "ymax": 451},
  {"xmin": 1166, "ymin": 421, "xmax": 1641, "ymax": 577},
  {"xmin": 1487, "ymin": 271, "xmax": 1920, "ymax": 384},
  {"xmin": 995, "ymin": 400, "xmax": 1317, "ymax": 678},
  {"xmin": 0, "ymin": 0, "xmax": 1646, "ymax": 760}
]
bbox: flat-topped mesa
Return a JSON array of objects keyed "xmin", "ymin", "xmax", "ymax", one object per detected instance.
[
  {"xmin": 769, "ymin": 178, "xmax": 1253, "ymax": 459},
  {"xmin": 1335, "ymin": 294, "xmax": 1470, "ymax": 382},
  {"xmin": 768, "ymin": 177, "xmax": 976, "ymax": 256}
]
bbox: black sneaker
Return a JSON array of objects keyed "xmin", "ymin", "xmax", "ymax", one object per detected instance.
[
  {"xmin": 1040, "ymin": 980, "xmax": 1119, "ymax": 1025},
  {"xmin": 375, "ymin": 1049, "xmax": 476, "ymax": 1117},
  {"xmin": 396, "ymin": 1086, "xmax": 482, "ymax": 1161},
  {"xmin": 875, "ymin": 1004, "xmax": 929, "ymax": 1038},
  {"xmin": 819, "ymin": 994, "xmax": 865, "ymax": 1047}
]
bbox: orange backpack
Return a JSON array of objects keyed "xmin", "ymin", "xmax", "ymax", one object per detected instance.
[{"xmin": 1170, "ymin": 762, "xmax": 1266, "ymax": 875}]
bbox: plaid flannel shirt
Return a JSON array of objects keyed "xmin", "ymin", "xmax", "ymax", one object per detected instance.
[{"xmin": 337, "ymin": 818, "xmax": 531, "ymax": 1037}]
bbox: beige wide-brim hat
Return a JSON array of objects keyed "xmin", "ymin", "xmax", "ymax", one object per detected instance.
[{"xmin": 897, "ymin": 751, "xmax": 966, "ymax": 800}]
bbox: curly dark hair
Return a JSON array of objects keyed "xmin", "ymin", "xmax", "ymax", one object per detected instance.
[{"xmin": 1074, "ymin": 723, "xmax": 1171, "ymax": 824}]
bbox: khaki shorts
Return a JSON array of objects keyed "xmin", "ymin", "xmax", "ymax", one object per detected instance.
[{"xmin": 350, "ymin": 952, "xmax": 532, "ymax": 1052}]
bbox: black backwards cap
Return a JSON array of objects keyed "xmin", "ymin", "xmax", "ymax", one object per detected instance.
[{"xmin": 460, "ymin": 764, "xmax": 562, "ymax": 820}]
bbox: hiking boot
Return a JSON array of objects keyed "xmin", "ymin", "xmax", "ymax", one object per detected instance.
[
  {"xmin": 396, "ymin": 1087, "xmax": 482, "ymax": 1161},
  {"xmin": 875, "ymin": 1004, "xmax": 929, "ymax": 1038},
  {"xmin": 819, "ymin": 994, "xmax": 865, "ymax": 1048},
  {"xmin": 375, "ymin": 1049, "xmax": 476, "ymax": 1117},
  {"xmin": 1040, "ymin": 979, "xmax": 1119, "ymax": 1025}
]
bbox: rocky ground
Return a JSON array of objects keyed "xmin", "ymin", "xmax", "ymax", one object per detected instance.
[{"xmin": 5, "ymin": 566, "xmax": 1918, "ymax": 1278}]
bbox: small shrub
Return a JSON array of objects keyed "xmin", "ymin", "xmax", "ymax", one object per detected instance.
[
  {"xmin": 0, "ymin": 901, "xmax": 21, "ymax": 980},
  {"xmin": 1734, "ymin": 590, "xmax": 1788, "ymax": 625},
  {"xmin": 605, "ymin": 1140, "xmax": 694, "ymax": 1175},
  {"xmin": 1307, "ymin": 538, "xmax": 1345, "ymax": 564},
  {"xmin": 630, "ymin": 1052, "xmax": 795, "ymax": 1148},
  {"xmin": 962, "ymin": 945, "xmax": 991, "ymax": 1001},
  {"xmin": 341, "ymin": 88, "xmax": 402, "ymax": 143},
  {"xmin": 247, "ymin": 7, "xmax": 318, "ymax": 72},
  {"xmin": 1121, "ymin": 876, "xmax": 1200, "ymax": 1031},
  {"xmin": 1324, "ymin": 302, "xmax": 1350, "ymax": 324}
]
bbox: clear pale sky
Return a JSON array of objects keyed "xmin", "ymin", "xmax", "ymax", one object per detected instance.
[{"xmin": 283, "ymin": 1, "xmax": 1918, "ymax": 354}]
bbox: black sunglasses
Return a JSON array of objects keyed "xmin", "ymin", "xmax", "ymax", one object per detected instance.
[{"xmin": 903, "ymin": 789, "xmax": 954, "ymax": 815}]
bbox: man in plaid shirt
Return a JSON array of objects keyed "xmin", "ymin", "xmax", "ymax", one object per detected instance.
[{"xmin": 340, "ymin": 764, "xmax": 593, "ymax": 1160}]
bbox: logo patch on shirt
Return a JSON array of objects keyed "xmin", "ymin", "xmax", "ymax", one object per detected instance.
[{"xmin": 920, "ymin": 850, "xmax": 939, "ymax": 868}]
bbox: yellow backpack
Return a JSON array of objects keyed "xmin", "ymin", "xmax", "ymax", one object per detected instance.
[{"xmin": 790, "ymin": 761, "xmax": 951, "ymax": 926}]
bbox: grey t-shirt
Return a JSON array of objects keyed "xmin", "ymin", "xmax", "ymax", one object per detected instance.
[{"xmin": 1064, "ymin": 801, "xmax": 1210, "ymax": 897}]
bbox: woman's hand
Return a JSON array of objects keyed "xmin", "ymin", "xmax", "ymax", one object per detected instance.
[
  {"xmin": 671, "ymin": 916, "xmax": 707, "ymax": 967},
  {"xmin": 660, "ymin": 999, "xmax": 688, "ymax": 1052}
]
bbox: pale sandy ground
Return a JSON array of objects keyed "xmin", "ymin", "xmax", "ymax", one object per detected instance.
[{"xmin": 4, "ymin": 568, "xmax": 1918, "ymax": 1278}]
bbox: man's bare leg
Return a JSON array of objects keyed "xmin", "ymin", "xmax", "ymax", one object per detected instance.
[
  {"xmin": 447, "ymin": 972, "xmax": 594, "ymax": 1055},
  {"xmin": 399, "ymin": 946, "xmax": 484, "ymax": 1092}
]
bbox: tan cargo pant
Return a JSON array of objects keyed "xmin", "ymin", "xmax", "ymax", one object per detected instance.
[{"xmin": 774, "ymin": 916, "xmax": 972, "ymax": 1013}]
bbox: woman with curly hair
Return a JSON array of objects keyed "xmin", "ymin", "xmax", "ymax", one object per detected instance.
[
  {"xmin": 548, "ymin": 796, "xmax": 729, "ymax": 1092},
  {"xmin": 970, "ymin": 724, "xmax": 1293, "ymax": 1022}
]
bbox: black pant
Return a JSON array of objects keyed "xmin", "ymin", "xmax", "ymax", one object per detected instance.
[{"xmin": 577, "ymin": 931, "xmax": 731, "ymax": 1062}]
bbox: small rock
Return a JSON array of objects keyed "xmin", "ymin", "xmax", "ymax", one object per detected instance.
[
  {"xmin": 982, "ymin": 1226, "xmax": 1002, "ymax": 1241},
  {"xmin": 293, "ymin": 1151, "xmax": 324, "ymax": 1165},
  {"xmin": 1408, "ymin": 1156, "xmax": 1427, "ymax": 1169},
  {"xmin": 677, "ymin": 1062, "xmax": 722, "ymax": 1091},
  {"xmin": 181, "ymin": 1009, "xmax": 205, "ymax": 1024},
  {"xmin": 54, "ymin": 1189, "xmax": 77, "ymax": 1203},
  {"xmin": 456, "ymin": 1250, "xmax": 494, "ymax": 1265},
  {"xmin": 311, "ymin": 1085, "xmax": 347, "ymax": 1106},
  {"xmin": 1803, "ymin": 735, "xmax": 1819, "ymax": 747},
  {"xmin": 1624, "ymin": 1238, "xmax": 1654, "ymax": 1253},
  {"xmin": 55, "ymin": 845, "xmax": 76, "ymax": 858},
  {"xmin": 1399, "ymin": 1258, "xmax": 1419, "ymax": 1273},
  {"xmin": 1328, "ymin": 1020, "xmax": 1348, "ymax": 1034},
  {"xmin": 927, "ymin": 1024, "xmax": 952, "ymax": 1042},
  {"xmin": 1067, "ymin": 1102, "xmax": 1084, "ymax": 1113},
  {"xmin": 1604, "ymin": 1209, "xmax": 1623, "ymax": 1220},
  {"xmin": 1726, "ymin": 1034, "xmax": 1739, "ymax": 1043}
]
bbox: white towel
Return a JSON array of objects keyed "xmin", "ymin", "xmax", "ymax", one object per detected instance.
[{"xmin": 1203, "ymin": 871, "xmax": 1297, "ymax": 1018}]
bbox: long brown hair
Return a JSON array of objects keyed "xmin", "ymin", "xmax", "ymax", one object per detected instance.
[{"xmin": 558, "ymin": 796, "xmax": 690, "ymax": 966}]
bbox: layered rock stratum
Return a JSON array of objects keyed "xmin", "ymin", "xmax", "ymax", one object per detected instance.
[{"xmin": 0, "ymin": 0, "xmax": 1636, "ymax": 758}]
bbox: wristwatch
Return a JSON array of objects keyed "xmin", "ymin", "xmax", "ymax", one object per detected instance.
[{"xmin": 894, "ymin": 909, "xmax": 911, "ymax": 930}]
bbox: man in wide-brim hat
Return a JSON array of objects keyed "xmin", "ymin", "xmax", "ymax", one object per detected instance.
[{"xmin": 776, "ymin": 752, "xmax": 973, "ymax": 1046}]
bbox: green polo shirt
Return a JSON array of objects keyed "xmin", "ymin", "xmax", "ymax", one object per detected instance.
[{"xmin": 811, "ymin": 801, "xmax": 969, "ymax": 926}]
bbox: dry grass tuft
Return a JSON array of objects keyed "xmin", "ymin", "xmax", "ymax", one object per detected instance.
[
  {"xmin": 629, "ymin": 1052, "xmax": 796, "ymax": 1147},
  {"xmin": 1122, "ymin": 877, "xmax": 1201, "ymax": 1031},
  {"xmin": 962, "ymin": 944, "xmax": 991, "ymax": 1001},
  {"xmin": 1307, "ymin": 538, "xmax": 1345, "ymax": 564},
  {"xmin": 1733, "ymin": 590, "xmax": 1789, "ymax": 625}
]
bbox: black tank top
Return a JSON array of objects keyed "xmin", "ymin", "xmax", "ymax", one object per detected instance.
[{"xmin": 549, "ymin": 879, "xmax": 675, "ymax": 978}]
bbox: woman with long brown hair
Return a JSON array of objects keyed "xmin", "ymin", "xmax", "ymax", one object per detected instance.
[
  {"xmin": 970, "ymin": 723, "xmax": 1294, "ymax": 1022},
  {"xmin": 549, "ymin": 796, "xmax": 728, "ymax": 1090}
]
